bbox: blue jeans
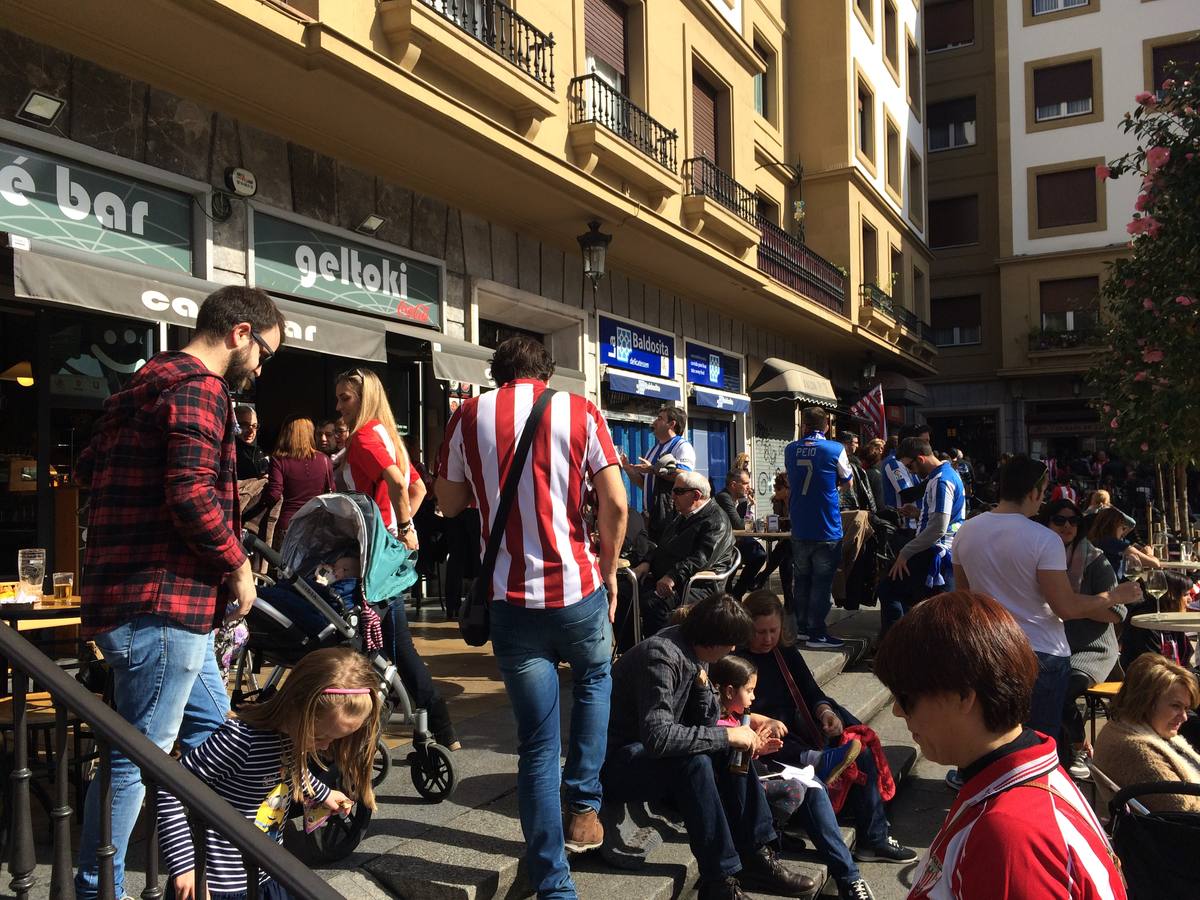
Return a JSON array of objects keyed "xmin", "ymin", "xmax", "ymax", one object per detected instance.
[
  {"xmin": 490, "ymin": 586, "xmax": 613, "ymax": 899},
  {"xmin": 76, "ymin": 616, "xmax": 229, "ymax": 899},
  {"xmin": 791, "ymin": 539, "xmax": 842, "ymax": 639},
  {"xmin": 602, "ymin": 744, "xmax": 776, "ymax": 881},
  {"xmin": 793, "ymin": 787, "xmax": 861, "ymax": 886},
  {"xmin": 1030, "ymin": 652, "xmax": 1071, "ymax": 746}
]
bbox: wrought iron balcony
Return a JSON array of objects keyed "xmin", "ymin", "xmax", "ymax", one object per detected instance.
[
  {"xmin": 893, "ymin": 303, "xmax": 921, "ymax": 332},
  {"xmin": 922, "ymin": 321, "xmax": 936, "ymax": 344},
  {"xmin": 568, "ymin": 74, "xmax": 677, "ymax": 172},
  {"xmin": 860, "ymin": 282, "xmax": 896, "ymax": 318},
  {"xmin": 682, "ymin": 156, "xmax": 758, "ymax": 227},
  {"xmin": 419, "ymin": 0, "xmax": 554, "ymax": 89},
  {"xmin": 1029, "ymin": 327, "xmax": 1105, "ymax": 351},
  {"xmin": 755, "ymin": 219, "xmax": 846, "ymax": 315}
]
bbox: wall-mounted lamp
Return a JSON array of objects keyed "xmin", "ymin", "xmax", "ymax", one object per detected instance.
[
  {"xmin": 862, "ymin": 360, "xmax": 877, "ymax": 381},
  {"xmin": 356, "ymin": 214, "xmax": 387, "ymax": 236},
  {"xmin": 0, "ymin": 361, "xmax": 34, "ymax": 388},
  {"xmin": 577, "ymin": 220, "xmax": 612, "ymax": 289},
  {"xmin": 16, "ymin": 91, "xmax": 65, "ymax": 128}
]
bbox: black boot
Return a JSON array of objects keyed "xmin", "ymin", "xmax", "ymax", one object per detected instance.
[
  {"xmin": 426, "ymin": 696, "xmax": 460, "ymax": 750},
  {"xmin": 697, "ymin": 875, "xmax": 748, "ymax": 900},
  {"xmin": 738, "ymin": 845, "xmax": 816, "ymax": 897}
]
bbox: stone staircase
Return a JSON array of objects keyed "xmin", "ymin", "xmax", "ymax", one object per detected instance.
[{"xmin": 328, "ymin": 606, "xmax": 926, "ymax": 900}]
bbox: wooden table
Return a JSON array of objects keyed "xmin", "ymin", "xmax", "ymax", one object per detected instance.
[
  {"xmin": 732, "ymin": 531, "xmax": 792, "ymax": 541},
  {"xmin": 1155, "ymin": 560, "xmax": 1200, "ymax": 572},
  {"xmin": 0, "ymin": 595, "xmax": 83, "ymax": 632}
]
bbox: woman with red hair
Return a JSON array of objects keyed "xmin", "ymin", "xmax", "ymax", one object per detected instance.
[{"xmin": 874, "ymin": 591, "xmax": 1125, "ymax": 899}]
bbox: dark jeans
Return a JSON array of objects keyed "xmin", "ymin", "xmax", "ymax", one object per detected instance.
[
  {"xmin": 602, "ymin": 743, "xmax": 776, "ymax": 881},
  {"xmin": 1030, "ymin": 652, "xmax": 1070, "ymax": 748},
  {"xmin": 792, "ymin": 785, "xmax": 862, "ymax": 886},
  {"xmin": 877, "ymin": 546, "xmax": 952, "ymax": 637},
  {"xmin": 759, "ymin": 540, "xmax": 794, "ymax": 612},
  {"xmin": 1061, "ymin": 669, "xmax": 1093, "ymax": 759},
  {"xmin": 792, "ymin": 539, "xmax": 842, "ymax": 639},
  {"xmin": 768, "ymin": 717, "xmax": 889, "ymax": 850},
  {"xmin": 731, "ymin": 537, "xmax": 769, "ymax": 597},
  {"xmin": 640, "ymin": 579, "xmax": 682, "ymax": 639},
  {"xmin": 381, "ymin": 597, "xmax": 454, "ymax": 744}
]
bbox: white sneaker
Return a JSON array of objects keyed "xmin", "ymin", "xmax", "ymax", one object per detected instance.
[{"xmin": 1068, "ymin": 749, "xmax": 1091, "ymax": 781}]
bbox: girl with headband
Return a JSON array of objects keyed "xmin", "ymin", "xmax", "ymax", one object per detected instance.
[{"xmin": 157, "ymin": 647, "xmax": 381, "ymax": 900}]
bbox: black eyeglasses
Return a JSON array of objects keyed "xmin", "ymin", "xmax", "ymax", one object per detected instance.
[
  {"xmin": 250, "ymin": 330, "xmax": 275, "ymax": 364},
  {"xmin": 672, "ymin": 486, "xmax": 699, "ymax": 495},
  {"xmin": 1050, "ymin": 515, "xmax": 1079, "ymax": 526}
]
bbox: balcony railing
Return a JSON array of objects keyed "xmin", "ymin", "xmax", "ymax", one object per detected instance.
[
  {"xmin": 682, "ymin": 156, "xmax": 758, "ymax": 227},
  {"xmin": 893, "ymin": 303, "xmax": 921, "ymax": 332},
  {"xmin": 419, "ymin": 0, "xmax": 554, "ymax": 89},
  {"xmin": 922, "ymin": 321, "xmax": 937, "ymax": 344},
  {"xmin": 1029, "ymin": 327, "xmax": 1105, "ymax": 351},
  {"xmin": 755, "ymin": 219, "xmax": 846, "ymax": 315},
  {"xmin": 568, "ymin": 74, "xmax": 677, "ymax": 171},
  {"xmin": 860, "ymin": 282, "xmax": 896, "ymax": 318},
  {"xmin": 0, "ymin": 622, "xmax": 341, "ymax": 900}
]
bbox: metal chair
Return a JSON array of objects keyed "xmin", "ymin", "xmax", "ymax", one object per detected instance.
[
  {"xmin": 682, "ymin": 546, "xmax": 743, "ymax": 606},
  {"xmin": 616, "ymin": 563, "xmax": 642, "ymax": 654}
]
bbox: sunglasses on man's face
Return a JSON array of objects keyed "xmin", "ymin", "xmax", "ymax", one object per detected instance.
[
  {"xmin": 1050, "ymin": 515, "xmax": 1079, "ymax": 526},
  {"xmin": 672, "ymin": 486, "xmax": 699, "ymax": 495},
  {"xmin": 250, "ymin": 330, "xmax": 275, "ymax": 364}
]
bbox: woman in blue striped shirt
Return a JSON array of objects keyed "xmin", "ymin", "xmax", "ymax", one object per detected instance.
[{"xmin": 158, "ymin": 647, "xmax": 381, "ymax": 899}]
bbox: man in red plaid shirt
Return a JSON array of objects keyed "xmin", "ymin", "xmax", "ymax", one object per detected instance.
[{"xmin": 73, "ymin": 286, "xmax": 284, "ymax": 900}]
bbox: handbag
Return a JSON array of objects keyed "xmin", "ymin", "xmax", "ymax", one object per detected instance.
[{"xmin": 458, "ymin": 387, "xmax": 556, "ymax": 646}]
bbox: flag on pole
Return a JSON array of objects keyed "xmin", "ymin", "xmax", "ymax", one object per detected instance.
[{"xmin": 850, "ymin": 383, "xmax": 886, "ymax": 440}]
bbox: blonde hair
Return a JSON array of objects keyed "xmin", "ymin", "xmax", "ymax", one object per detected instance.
[
  {"xmin": 335, "ymin": 368, "xmax": 407, "ymax": 471},
  {"xmin": 273, "ymin": 415, "xmax": 317, "ymax": 460},
  {"xmin": 1110, "ymin": 653, "xmax": 1200, "ymax": 727},
  {"xmin": 237, "ymin": 647, "xmax": 381, "ymax": 809},
  {"xmin": 1088, "ymin": 489, "xmax": 1111, "ymax": 509}
]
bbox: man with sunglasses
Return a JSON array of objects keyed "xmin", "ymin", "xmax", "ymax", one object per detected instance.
[
  {"xmin": 72, "ymin": 286, "xmax": 284, "ymax": 900},
  {"xmin": 951, "ymin": 455, "xmax": 1143, "ymax": 787},
  {"xmin": 632, "ymin": 470, "xmax": 735, "ymax": 637}
]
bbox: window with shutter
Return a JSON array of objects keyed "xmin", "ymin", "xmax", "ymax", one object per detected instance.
[
  {"xmin": 857, "ymin": 79, "xmax": 875, "ymax": 161},
  {"xmin": 1152, "ymin": 40, "xmax": 1200, "ymax": 92},
  {"xmin": 928, "ymin": 195, "xmax": 979, "ymax": 248},
  {"xmin": 926, "ymin": 0, "xmax": 974, "ymax": 52},
  {"xmin": 692, "ymin": 72, "xmax": 720, "ymax": 164},
  {"xmin": 927, "ymin": 96, "xmax": 976, "ymax": 150},
  {"xmin": 1035, "ymin": 168, "xmax": 1096, "ymax": 229},
  {"xmin": 1033, "ymin": 60, "xmax": 1093, "ymax": 121},
  {"xmin": 1039, "ymin": 277, "xmax": 1099, "ymax": 332},
  {"xmin": 585, "ymin": 0, "xmax": 627, "ymax": 80},
  {"xmin": 931, "ymin": 295, "xmax": 982, "ymax": 346}
]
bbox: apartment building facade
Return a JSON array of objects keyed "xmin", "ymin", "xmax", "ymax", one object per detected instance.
[
  {"xmin": 0, "ymin": 0, "xmax": 936, "ymax": 565},
  {"xmin": 922, "ymin": 0, "xmax": 1200, "ymax": 465}
]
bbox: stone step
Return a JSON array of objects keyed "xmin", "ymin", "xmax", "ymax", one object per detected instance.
[{"xmin": 822, "ymin": 670, "xmax": 894, "ymax": 727}]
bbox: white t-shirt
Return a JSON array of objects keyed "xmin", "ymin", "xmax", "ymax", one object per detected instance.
[{"xmin": 952, "ymin": 512, "xmax": 1069, "ymax": 657}]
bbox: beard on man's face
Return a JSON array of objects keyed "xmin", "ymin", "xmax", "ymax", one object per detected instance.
[{"xmin": 225, "ymin": 344, "xmax": 257, "ymax": 392}]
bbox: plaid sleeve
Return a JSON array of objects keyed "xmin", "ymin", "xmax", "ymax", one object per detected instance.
[{"xmin": 163, "ymin": 377, "xmax": 247, "ymax": 574}]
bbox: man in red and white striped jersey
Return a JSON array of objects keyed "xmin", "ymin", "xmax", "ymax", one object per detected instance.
[{"xmin": 436, "ymin": 336, "xmax": 627, "ymax": 900}]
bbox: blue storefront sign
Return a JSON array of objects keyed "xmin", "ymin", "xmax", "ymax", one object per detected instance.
[
  {"xmin": 606, "ymin": 370, "xmax": 683, "ymax": 403},
  {"xmin": 599, "ymin": 314, "xmax": 675, "ymax": 379},
  {"xmin": 685, "ymin": 341, "xmax": 742, "ymax": 393},
  {"xmin": 693, "ymin": 385, "xmax": 750, "ymax": 413}
]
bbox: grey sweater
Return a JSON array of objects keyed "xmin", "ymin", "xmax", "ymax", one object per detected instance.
[
  {"xmin": 1063, "ymin": 539, "xmax": 1126, "ymax": 685},
  {"xmin": 608, "ymin": 625, "xmax": 730, "ymax": 758}
]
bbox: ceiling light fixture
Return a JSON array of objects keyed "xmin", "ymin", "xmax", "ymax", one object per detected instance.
[{"xmin": 16, "ymin": 91, "xmax": 66, "ymax": 128}]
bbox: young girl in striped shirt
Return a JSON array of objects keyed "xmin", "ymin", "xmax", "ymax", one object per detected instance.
[{"xmin": 158, "ymin": 647, "xmax": 381, "ymax": 900}]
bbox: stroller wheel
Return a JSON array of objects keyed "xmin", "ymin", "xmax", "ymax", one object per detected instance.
[
  {"xmin": 409, "ymin": 742, "xmax": 456, "ymax": 802},
  {"xmin": 303, "ymin": 801, "xmax": 373, "ymax": 863},
  {"xmin": 372, "ymin": 737, "xmax": 391, "ymax": 788}
]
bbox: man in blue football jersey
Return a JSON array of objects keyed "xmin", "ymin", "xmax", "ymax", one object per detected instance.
[
  {"xmin": 786, "ymin": 407, "xmax": 853, "ymax": 649},
  {"xmin": 878, "ymin": 436, "xmax": 966, "ymax": 635}
]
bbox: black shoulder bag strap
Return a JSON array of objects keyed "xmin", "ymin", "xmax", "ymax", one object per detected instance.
[{"xmin": 458, "ymin": 387, "xmax": 556, "ymax": 645}]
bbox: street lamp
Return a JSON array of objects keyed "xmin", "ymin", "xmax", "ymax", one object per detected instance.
[{"xmin": 576, "ymin": 220, "xmax": 612, "ymax": 289}]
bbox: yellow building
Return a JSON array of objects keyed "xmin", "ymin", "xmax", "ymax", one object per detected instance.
[{"xmin": 0, "ymin": 0, "xmax": 935, "ymax": 561}]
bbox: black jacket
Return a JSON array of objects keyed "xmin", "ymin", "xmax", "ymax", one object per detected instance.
[
  {"xmin": 714, "ymin": 490, "xmax": 751, "ymax": 531},
  {"xmin": 235, "ymin": 439, "xmax": 269, "ymax": 480},
  {"xmin": 648, "ymin": 499, "xmax": 736, "ymax": 586}
]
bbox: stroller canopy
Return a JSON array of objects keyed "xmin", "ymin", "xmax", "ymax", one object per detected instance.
[{"xmin": 280, "ymin": 493, "xmax": 419, "ymax": 602}]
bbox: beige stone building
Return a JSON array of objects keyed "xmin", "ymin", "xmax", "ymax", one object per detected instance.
[
  {"xmin": 922, "ymin": 0, "xmax": 1199, "ymax": 466},
  {"xmin": 0, "ymin": 0, "xmax": 935, "ymax": 568}
]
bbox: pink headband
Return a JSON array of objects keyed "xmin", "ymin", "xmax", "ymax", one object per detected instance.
[{"xmin": 323, "ymin": 688, "xmax": 372, "ymax": 695}]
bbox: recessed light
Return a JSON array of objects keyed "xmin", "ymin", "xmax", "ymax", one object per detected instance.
[
  {"xmin": 356, "ymin": 214, "xmax": 386, "ymax": 236},
  {"xmin": 16, "ymin": 91, "xmax": 66, "ymax": 127}
]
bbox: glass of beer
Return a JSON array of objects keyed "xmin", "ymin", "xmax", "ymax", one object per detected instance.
[{"xmin": 52, "ymin": 572, "xmax": 74, "ymax": 603}]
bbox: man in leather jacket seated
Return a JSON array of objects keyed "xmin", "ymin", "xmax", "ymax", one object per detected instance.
[{"xmin": 633, "ymin": 470, "xmax": 735, "ymax": 637}]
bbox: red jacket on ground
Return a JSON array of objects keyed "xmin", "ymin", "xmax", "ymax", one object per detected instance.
[{"xmin": 909, "ymin": 731, "xmax": 1125, "ymax": 900}]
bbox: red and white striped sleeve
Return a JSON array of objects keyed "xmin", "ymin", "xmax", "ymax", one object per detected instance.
[{"xmin": 584, "ymin": 401, "xmax": 619, "ymax": 477}]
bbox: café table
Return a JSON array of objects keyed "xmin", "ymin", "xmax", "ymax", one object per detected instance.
[
  {"xmin": 0, "ymin": 595, "xmax": 84, "ymax": 697},
  {"xmin": 1154, "ymin": 560, "xmax": 1200, "ymax": 572},
  {"xmin": 1128, "ymin": 611, "xmax": 1200, "ymax": 633},
  {"xmin": 732, "ymin": 531, "xmax": 792, "ymax": 541}
]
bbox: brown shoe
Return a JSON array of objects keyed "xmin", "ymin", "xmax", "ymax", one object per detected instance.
[{"xmin": 564, "ymin": 807, "xmax": 604, "ymax": 853}]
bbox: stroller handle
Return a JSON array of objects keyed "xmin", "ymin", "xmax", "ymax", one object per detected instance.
[
  {"xmin": 244, "ymin": 530, "xmax": 286, "ymax": 574},
  {"xmin": 242, "ymin": 529, "xmax": 358, "ymax": 640}
]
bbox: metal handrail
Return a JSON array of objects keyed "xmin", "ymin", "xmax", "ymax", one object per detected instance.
[
  {"xmin": 682, "ymin": 156, "xmax": 758, "ymax": 227},
  {"xmin": 567, "ymin": 74, "xmax": 678, "ymax": 171},
  {"xmin": 419, "ymin": 0, "xmax": 555, "ymax": 89},
  {"xmin": 0, "ymin": 622, "xmax": 341, "ymax": 900},
  {"xmin": 755, "ymin": 218, "xmax": 846, "ymax": 315},
  {"xmin": 860, "ymin": 282, "xmax": 896, "ymax": 318}
]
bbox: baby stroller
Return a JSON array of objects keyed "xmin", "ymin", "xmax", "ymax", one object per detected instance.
[
  {"xmin": 1108, "ymin": 781, "xmax": 1200, "ymax": 899},
  {"xmin": 235, "ymin": 492, "xmax": 457, "ymax": 862}
]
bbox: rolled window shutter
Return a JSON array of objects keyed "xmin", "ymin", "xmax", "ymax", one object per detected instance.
[
  {"xmin": 585, "ymin": 0, "xmax": 627, "ymax": 77},
  {"xmin": 1036, "ymin": 168, "xmax": 1097, "ymax": 228},
  {"xmin": 1153, "ymin": 41, "xmax": 1200, "ymax": 88},
  {"xmin": 1040, "ymin": 277, "xmax": 1100, "ymax": 315},
  {"xmin": 692, "ymin": 73, "xmax": 719, "ymax": 163},
  {"xmin": 932, "ymin": 295, "xmax": 981, "ymax": 328},
  {"xmin": 1034, "ymin": 60, "xmax": 1092, "ymax": 108},
  {"xmin": 926, "ymin": 0, "xmax": 973, "ymax": 51}
]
